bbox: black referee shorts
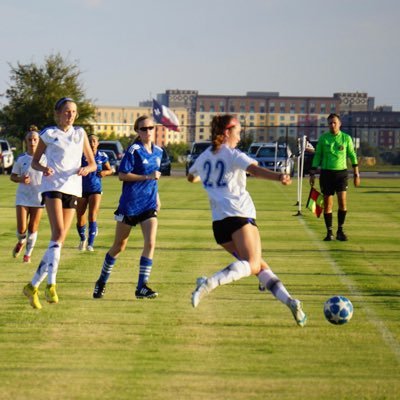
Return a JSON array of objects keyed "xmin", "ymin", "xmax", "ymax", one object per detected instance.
[{"xmin": 320, "ymin": 169, "xmax": 348, "ymax": 196}]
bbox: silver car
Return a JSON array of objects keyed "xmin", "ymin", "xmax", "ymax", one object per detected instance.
[
  {"xmin": 0, "ymin": 139, "xmax": 15, "ymax": 174},
  {"xmin": 253, "ymin": 143, "xmax": 295, "ymax": 176}
]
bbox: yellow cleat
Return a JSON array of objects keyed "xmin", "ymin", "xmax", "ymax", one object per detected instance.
[
  {"xmin": 45, "ymin": 284, "xmax": 59, "ymax": 304},
  {"xmin": 23, "ymin": 283, "xmax": 42, "ymax": 309}
]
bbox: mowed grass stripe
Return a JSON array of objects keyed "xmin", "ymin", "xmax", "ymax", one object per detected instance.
[{"xmin": 0, "ymin": 174, "xmax": 399, "ymax": 400}]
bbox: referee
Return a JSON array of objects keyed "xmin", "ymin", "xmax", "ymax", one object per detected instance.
[{"xmin": 309, "ymin": 113, "xmax": 360, "ymax": 241}]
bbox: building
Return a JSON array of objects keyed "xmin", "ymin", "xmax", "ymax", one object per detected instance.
[
  {"xmin": 194, "ymin": 93, "xmax": 342, "ymax": 142},
  {"xmin": 341, "ymin": 110, "xmax": 400, "ymax": 149},
  {"xmin": 91, "ymin": 105, "xmax": 188, "ymax": 147},
  {"xmin": 164, "ymin": 90, "xmax": 198, "ymax": 143}
]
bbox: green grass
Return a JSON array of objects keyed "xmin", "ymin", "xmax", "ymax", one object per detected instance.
[{"xmin": 0, "ymin": 174, "xmax": 399, "ymax": 400}]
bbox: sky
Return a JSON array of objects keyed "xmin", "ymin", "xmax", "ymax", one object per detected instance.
[{"xmin": 1, "ymin": 0, "xmax": 399, "ymax": 110}]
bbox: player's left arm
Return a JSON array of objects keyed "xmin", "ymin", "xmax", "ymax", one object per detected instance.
[
  {"xmin": 347, "ymin": 136, "xmax": 360, "ymax": 187},
  {"xmin": 79, "ymin": 132, "xmax": 97, "ymax": 176},
  {"xmin": 247, "ymin": 163, "xmax": 291, "ymax": 185}
]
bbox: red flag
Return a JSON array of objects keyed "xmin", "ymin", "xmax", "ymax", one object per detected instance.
[{"xmin": 306, "ymin": 187, "xmax": 324, "ymax": 217}]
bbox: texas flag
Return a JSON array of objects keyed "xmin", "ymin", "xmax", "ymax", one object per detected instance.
[{"xmin": 152, "ymin": 99, "xmax": 180, "ymax": 132}]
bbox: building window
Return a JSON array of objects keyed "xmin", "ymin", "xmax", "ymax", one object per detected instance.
[
  {"xmin": 269, "ymin": 104, "xmax": 275, "ymax": 113},
  {"xmin": 280, "ymin": 102, "xmax": 285, "ymax": 113}
]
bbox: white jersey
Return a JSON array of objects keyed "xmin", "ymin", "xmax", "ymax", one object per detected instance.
[
  {"xmin": 12, "ymin": 153, "xmax": 46, "ymax": 207},
  {"xmin": 39, "ymin": 125, "xmax": 86, "ymax": 197},
  {"xmin": 189, "ymin": 144, "xmax": 257, "ymax": 221}
]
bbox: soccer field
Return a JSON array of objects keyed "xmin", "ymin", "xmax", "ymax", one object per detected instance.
[{"xmin": 0, "ymin": 174, "xmax": 399, "ymax": 400}]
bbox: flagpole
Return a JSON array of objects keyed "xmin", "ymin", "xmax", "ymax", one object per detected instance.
[{"xmin": 294, "ymin": 135, "xmax": 306, "ymax": 216}]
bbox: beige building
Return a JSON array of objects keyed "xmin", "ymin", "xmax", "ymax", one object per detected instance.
[
  {"xmin": 91, "ymin": 105, "xmax": 188, "ymax": 147},
  {"xmin": 195, "ymin": 94, "xmax": 342, "ymax": 142}
]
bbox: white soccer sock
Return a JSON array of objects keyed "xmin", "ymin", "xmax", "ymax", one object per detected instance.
[
  {"xmin": 46, "ymin": 241, "xmax": 62, "ymax": 285},
  {"xmin": 25, "ymin": 231, "xmax": 38, "ymax": 257},
  {"xmin": 257, "ymin": 269, "xmax": 292, "ymax": 305},
  {"xmin": 206, "ymin": 260, "xmax": 252, "ymax": 292},
  {"xmin": 16, "ymin": 231, "xmax": 27, "ymax": 243},
  {"xmin": 31, "ymin": 260, "xmax": 48, "ymax": 287}
]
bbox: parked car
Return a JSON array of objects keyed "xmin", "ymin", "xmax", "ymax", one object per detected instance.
[
  {"xmin": 185, "ymin": 141, "xmax": 211, "ymax": 175},
  {"xmin": 101, "ymin": 149, "xmax": 120, "ymax": 174},
  {"xmin": 160, "ymin": 147, "xmax": 171, "ymax": 176},
  {"xmin": 0, "ymin": 139, "xmax": 15, "ymax": 174},
  {"xmin": 98, "ymin": 140, "xmax": 124, "ymax": 161},
  {"xmin": 247, "ymin": 142, "xmax": 266, "ymax": 158},
  {"xmin": 253, "ymin": 142, "xmax": 295, "ymax": 176}
]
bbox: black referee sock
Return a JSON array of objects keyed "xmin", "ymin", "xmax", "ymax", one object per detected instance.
[
  {"xmin": 338, "ymin": 209, "xmax": 347, "ymax": 230},
  {"xmin": 324, "ymin": 213, "xmax": 333, "ymax": 232}
]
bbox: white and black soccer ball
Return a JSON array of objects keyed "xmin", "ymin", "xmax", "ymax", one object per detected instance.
[{"xmin": 324, "ymin": 296, "xmax": 353, "ymax": 325}]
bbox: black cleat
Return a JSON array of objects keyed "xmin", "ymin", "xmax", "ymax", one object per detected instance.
[
  {"xmin": 323, "ymin": 232, "xmax": 335, "ymax": 241},
  {"xmin": 93, "ymin": 280, "xmax": 106, "ymax": 298},
  {"xmin": 135, "ymin": 284, "xmax": 158, "ymax": 299},
  {"xmin": 336, "ymin": 230, "xmax": 348, "ymax": 241}
]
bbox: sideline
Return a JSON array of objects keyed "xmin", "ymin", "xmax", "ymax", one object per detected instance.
[{"xmin": 298, "ymin": 217, "xmax": 400, "ymax": 363}]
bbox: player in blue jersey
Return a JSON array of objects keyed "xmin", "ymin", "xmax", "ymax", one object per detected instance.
[
  {"xmin": 93, "ymin": 115, "xmax": 162, "ymax": 300},
  {"xmin": 76, "ymin": 134, "xmax": 113, "ymax": 251},
  {"xmin": 22, "ymin": 97, "xmax": 97, "ymax": 309}
]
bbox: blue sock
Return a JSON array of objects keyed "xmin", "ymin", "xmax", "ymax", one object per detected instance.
[
  {"xmin": 137, "ymin": 256, "xmax": 152, "ymax": 289},
  {"xmin": 99, "ymin": 253, "xmax": 116, "ymax": 283},
  {"xmin": 88, "ymin": 221, "xmax": 97, "ymax": 246},
  {"xmin": 77, "ymin": 224, "xmax": 86, "ymax": 241}
]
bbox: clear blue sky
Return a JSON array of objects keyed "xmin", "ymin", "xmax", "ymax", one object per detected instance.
[{"xmin": 1, "ymin": 0, "xmax": 399, "ymax": 109}]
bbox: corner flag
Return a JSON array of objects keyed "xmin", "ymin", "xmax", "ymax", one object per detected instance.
[
  {"xmin": 306, "ymin": 187, "xmax": 324, "ymax": 218},
  {"xmin": 152, "ymin": 99, "xmax": 180, "ymax": 131}
]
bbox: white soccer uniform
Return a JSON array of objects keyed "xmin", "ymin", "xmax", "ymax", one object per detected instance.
[
  {"xmin": 12, "ymin": 153, "xmax": 46, "ymax": 207},
  {"xmin": 39, "ymin": 126, "xmax": 85, "ymax": 197},
  {"xmin": 189, "ymin": 144, "xmax": 257, "ymax": 221}
]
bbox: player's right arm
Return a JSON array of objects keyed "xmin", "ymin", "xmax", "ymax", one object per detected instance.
[{"xmin": 31, "ymin": 138, "xmax": 54, "ymax": 176}]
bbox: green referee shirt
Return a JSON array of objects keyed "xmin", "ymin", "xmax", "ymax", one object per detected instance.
[{"xmin": 312, "ymin": 130, "xmax": 358, "ymax": 171}]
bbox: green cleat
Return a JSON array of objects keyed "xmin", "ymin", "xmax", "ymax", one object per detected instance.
[
  {"xmin": 45, "ymin": 284, "xmax": 59, "ymax": 304},
  {"xmin": 23, "ymin": 283, "xmax": 42, "ymax": 309}
]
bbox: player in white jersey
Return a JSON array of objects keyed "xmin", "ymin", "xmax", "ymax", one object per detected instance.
[
  {"xmin": 10, "ymin": 128, "xmax": 45, "ymax": 263},
  {"xmin": 188, "ymin": 114, "xmax": 307, "ymax": 327},
  {"xmin": 23, "ymin": 97, "xmax": 96, "ymax": 309}
]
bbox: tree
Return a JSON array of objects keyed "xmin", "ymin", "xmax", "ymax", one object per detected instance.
[{"xmin": 0, "ymin": 53, "xmax": 95, "ymax": 147}]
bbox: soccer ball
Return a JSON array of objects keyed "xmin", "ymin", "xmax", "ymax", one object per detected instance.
[{"xmin": 324, "ymin": 296, "xmax": 353, "ymax": 325}]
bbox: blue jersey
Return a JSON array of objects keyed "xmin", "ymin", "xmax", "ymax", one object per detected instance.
[
  {"xmin": 81, "ymin": 150, "xmax": 109, "ymax": 193},
  {"xmin": 117, "ymin": 141, "xmax": 162, "ymax": 216}
]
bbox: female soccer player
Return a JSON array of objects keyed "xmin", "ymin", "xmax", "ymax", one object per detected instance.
[
  {"xmin": 76, "ymin": 134, "xmax": 113, "ymax": 252},
  {"xmin": 23, "ymin": 97, "xmax": 96, "ymax": 309},
  {"xmin": 93, "ymin": 115, "xmax": 162, "ymax": 300},
  {"xmin": 188, "ymin": 114, "xmax": 307, "ymax": 327},
  {"xmin": 10, "ymin": 127, "xmax": 44, "ymax": 263}
]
